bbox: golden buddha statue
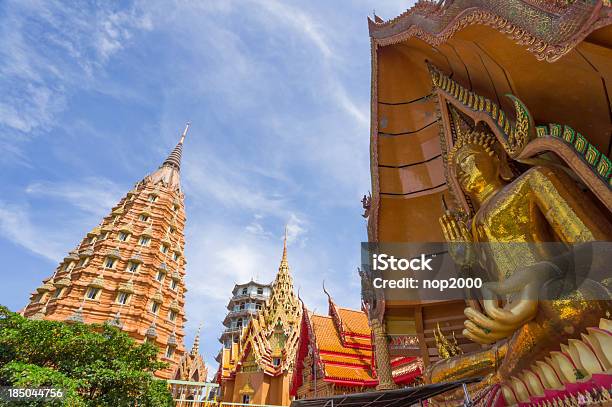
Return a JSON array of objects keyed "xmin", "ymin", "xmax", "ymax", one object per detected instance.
[{"xmin": 438, "ymin": 130, "xmax": 612, "ymax": 349}]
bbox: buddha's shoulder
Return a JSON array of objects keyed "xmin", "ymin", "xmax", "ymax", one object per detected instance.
[{"xmin": 519, "ymin": 165, "xmax": 569, "ymax": 183}]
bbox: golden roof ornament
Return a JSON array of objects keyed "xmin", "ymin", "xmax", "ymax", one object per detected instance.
[
  {"xmin": 141, "ymin": 225, "xmax": 154, "ymax": 237},
  {"xmin": 434, "ymin": 323, "xmax": 462, "ymax": 359},
  {"xmin": 79, "ymin": 248, "xmax": 94, "ymax": 258},
  {"xmin": 37, "ymin": 280, "xmax": 54, "ymax": 293},
  {"xmin": 167, "ymin": 331, "xmax": 177, "ymax": 347},
  {"xmin": 145, "ymin": 322, "xmax": 158, "ymax": 339},
  {"xmin": 152, "ymin": 291, "xmax": 163, "ymax": 303},
  {"xmin": 87, "ymin": 225, "xmax": 101, "ymax": 237},
  {"xmin": 118, "ymin": 280, "xmax": 135, "ymax": 294},
  {"xmin": 90, "ymin": 275, "xmax": 105, "ymax": 289},
  {"xmin": 107, "ymin": 247, "xmax": 121, "ymax": 259},
  {"xmin": 169, "ymin": 299, "xmax": 180, "ymax": 312},
  {"xmin": 66, "ymin": 305, "xmax": 84, "ymax": 324},
  {"xmin": 108, "ymin": 311, "xmax": 123, "ymax": 329},
  {"xmin": 129, "ymin": 252, "xmax": 143, "ymax": 263},
  {"xmin": 66, "ymin": 250, "xmax": 80, "ymax": 262},
  {"xmin": 54, "ymin": 276, "xmax": 71, "ymax": 288}
]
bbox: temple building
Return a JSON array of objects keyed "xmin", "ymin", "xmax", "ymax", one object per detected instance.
[
  {"xmin": 219, "ymin": 232, "xmax": 302, "ymax": 406},
  {"xmin": 290, "ymin": 289, "xmax": 422, "ymax": 400},
  {"xmin": 175, "ymin": 327, "xmax": 209, "ymax": 383},
  {"xmin": 22, "ymin": 124, "xmax": 193, "ymax": 379},
  {"xmin": 361, "ymin": 1, "xmax": 612, "ymax": 405}
]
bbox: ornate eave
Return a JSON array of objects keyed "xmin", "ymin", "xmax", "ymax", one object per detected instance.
[
  {"xmin": 368, "ymin": 0, "xmax": 612, "ymax": 62},
  {"xmin": 366, "ymin": 0, "xmax": 612, "ymax": 244}
]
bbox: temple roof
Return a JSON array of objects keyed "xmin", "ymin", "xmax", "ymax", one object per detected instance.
[
  {"xmin": 291, "ymin": 302, "xmax": 376, "ymax": 395},
  {"xmin": 235, "ymin": 230, "xmax": 302, "ymax": 376}
]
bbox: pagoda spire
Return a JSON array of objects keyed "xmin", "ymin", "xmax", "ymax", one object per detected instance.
[
  {"xmin": 281, "ymin": 225, "xmax": 288, "ymax": 267},
  {"xmin": 191, "ymin": 324, "xmax": 201, "ymax": 356},
  {"xmin": 162, "ymin": 122, "xmax": 190, "ymax": 171}
]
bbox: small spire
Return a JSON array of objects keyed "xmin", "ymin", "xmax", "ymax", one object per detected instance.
[
  {"xmin": 162, "ymin": 122, "xmax": 190, "ymax": 171},
  {"xmin": 281, "ymin": 225, "xmax": 288, "ymax": 265},
  {"xmin": 191, "ymin": 324, "xmax": 201, "ymax": 356}
]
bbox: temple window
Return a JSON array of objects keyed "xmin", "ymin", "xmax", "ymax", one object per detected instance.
[
  {"xmin": 165, "ymin": 346, "xmax": 175, "ymax": 358},
  {"xmin": 77, "ymin": 257, "xmax": 88, "ymax": 267},
  {"xmin": 169, "ymin": 226, "xmax": 175, "ymax": 234},
  {"xmin": 148, "ymin": 194, "xmax": 158, "ymax": 203},
  {"xmin": 85, "ymin": 287, "xmax": 101, "ymax": 300},
  {"xmin": 239, "ymin": 302, "xmax": 245, "ymax": 310},
  {"xmin": 156, "ymin": 271, "xmax": 166, "ymax": 282},
  {"xmin": 237, "ymin": 318, "xmax": 243, "ymax": 328},
  {"xmin": 172, "ymin": 252, "xmax": 179, "ymax": 261},
  {"xmin": 139, "ymin": 236, "xmax": 150, "ymax": 246},
  {"xmin": 242, "ymin": 287, "xmax": 248, "ymax": 295},
  {"xmin": 151, "ymin": 301, "xmax": 160, "ymax": 314},
  {"xmin": 160, "ymin": 244, "xmax": 169, "ymax": 254},
  {"xmin": 170, "ymin": 279, "xmax": 178, "ymax": 290},
  {"xmin": 173, "ymin": 204, "xmax": 179, "ymax": 212},
  {"xmin": 100, "ymin": 232, "xmax": 109, "ymax": 240},
  {"xmin": 242, "ymin": 395, "xmax": 250, "ymax": 404},
  {"xmin": 256, "ymin": 303, "xmax": 261, "ymax": 310},
  {"xmin": 169, "ymin": 310, "xmax": 177, "ymax": 321},
  {"xmin": 53, "ymin": 288, "xmax": 63, "ymax": 299},
  {"xmin": 273, "ymin": 357, "xmax": 281, "ymax": 366},
  {"xmin": 118, "ymin": 232, "xmax": 130, "ymax": 242},
  {"xmin": 139, "ymin": 214, "xmax": 149, "ymax": 222},
  {"xmin": 126, "ymin": 262, "xmax": 139, "ymax": 273},
  {"xmin": 116, "ymin": 292, "xmax": 130, "ymax": 305},
  {"xmin": 257, "ymin": 287, "xmax": 263, "ymax": 295},
  {"xmin": 104, "ymin": 258, "xmax": 116, "ymax": 269},
  {"xmin": 89, "ymin": 236, "xmax": 97, "ymax": 244}
]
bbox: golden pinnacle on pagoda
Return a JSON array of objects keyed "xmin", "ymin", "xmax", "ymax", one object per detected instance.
[{"xmin": 22, "ymin": 123, "xmax": 192, "ymax": 379}]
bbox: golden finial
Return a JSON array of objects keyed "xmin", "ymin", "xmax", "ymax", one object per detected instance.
[{"xmin": 180, "ymin": 121, "xmax": 191, "ymax": 144}]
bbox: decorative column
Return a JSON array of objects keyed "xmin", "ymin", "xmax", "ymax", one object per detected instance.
[{"xmin": 371, "ymin": 318, "xmax": 397, "ymax": 390}]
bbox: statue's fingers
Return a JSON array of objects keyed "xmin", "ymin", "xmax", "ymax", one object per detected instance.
[
  {"xmin": 464, "ymin": 320, "xmax": 512, "ymax": 342},
  {"xmin": 464, "ymin": 307, "xmax": 517, "ymax": 333},
  {"xmin": 463, "ymin": 328, "xmax": 492, "ymax": 345},
  {"xmin": 463, "ymin": 321, "xmax": 499, "ymax": 344}
]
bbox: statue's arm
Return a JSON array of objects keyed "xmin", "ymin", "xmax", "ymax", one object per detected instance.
[{"xmin": 527, "ymin": 167, "xmax": 612, "ymax": 242}]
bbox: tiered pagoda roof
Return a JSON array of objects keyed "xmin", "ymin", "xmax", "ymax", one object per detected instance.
[{"xmin": 22, "ymin": 123, "xmax": 192, "ymax": 379}]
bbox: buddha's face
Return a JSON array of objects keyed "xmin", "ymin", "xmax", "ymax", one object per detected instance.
[{"xmin": 454, "ymin": 145, "xmax": 500, "ymax": 197}]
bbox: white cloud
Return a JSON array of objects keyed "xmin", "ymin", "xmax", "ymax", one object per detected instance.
[
  {"xmin": 0, "ymin": 201, "xmax": 64, "ymax": 261},
  {"xmin": 25, "ymin": 177, "xmax": 124, "ymax": 218},
  {"xmin": 285, "ymin": 213, "xmax": 307, "ymax": 247},
  {"xmin": 0, "ymin": 0, "xmax": 153, "ymax": 141}
]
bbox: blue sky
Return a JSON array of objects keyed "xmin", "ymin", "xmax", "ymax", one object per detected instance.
[{"xmin": 0, "ymin": 0, "xmax": 414, "ymax": 376}]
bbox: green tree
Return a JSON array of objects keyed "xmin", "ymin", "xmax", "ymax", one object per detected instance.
[{"xmin": 0, "ymin": 306, "xmax": 173, "ymax": 406}]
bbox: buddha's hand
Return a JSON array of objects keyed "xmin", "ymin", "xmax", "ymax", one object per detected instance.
[
  {"xmin": 462, "ymin": 262, "xmax": 558, "ymax": 345},
  {"xmin": 439, "ymin": 211, "xmax": 475, "ymax": 267}
]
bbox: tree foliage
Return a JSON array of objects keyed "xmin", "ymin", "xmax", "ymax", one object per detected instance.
[{"xmin": 0, "ymin": 306, "xmax": 173, "ymax": 406}]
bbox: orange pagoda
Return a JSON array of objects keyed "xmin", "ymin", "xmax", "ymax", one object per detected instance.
[
  {"xmin": 291, "ymin": 288, "xmax": 422, "ymax": 399},
  {"xmin": 22, "ymin": 124, "xmax": 192, "ymax": 379},
  {"xmin": 219, "ymin": 232, "xmax": 302, "ymax": 406}
]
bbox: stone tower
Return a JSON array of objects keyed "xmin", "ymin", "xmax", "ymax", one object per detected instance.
[{"xmin": 22, "ymin": 123, "xmax": 191, "ymax": 379}]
